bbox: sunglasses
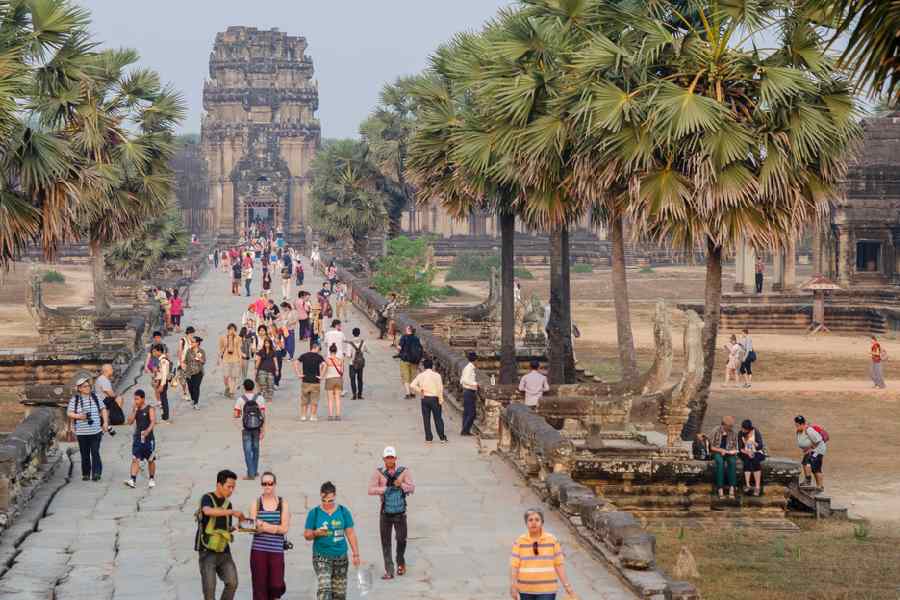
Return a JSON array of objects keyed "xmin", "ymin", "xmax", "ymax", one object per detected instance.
[
  {"xmin": 322, "ymin": 496, "xmax": 336, "ymax": 503},
  {"xmin": 532, "ymin": 541, "xmax": 540, "ymax": 556},
  {"xmin": 261, "ymin": 481, "xmax": 275, "ymax": 487}
]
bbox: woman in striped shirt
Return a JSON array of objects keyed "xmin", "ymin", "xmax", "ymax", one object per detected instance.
[
  {"xmin": 249, "ymin": 471, "xmax": 291, "ymax": 599},
  {"xmin": 509, "ymin": 509, "xmax": 576, "ymax": 600}
]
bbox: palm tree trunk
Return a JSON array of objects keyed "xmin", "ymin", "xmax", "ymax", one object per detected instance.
[
  {"xmin": 682, "ymin": 237, "xmax": 721, "ymax": 440},
  {"xmin": 91, "ymin": 239, "xmax": 110, "ymax": 315},
  {"xmin": 609, "ymin": 213, "xmax": 639, "ymax": 382},
  {"xmin": 548, "ymin": 225, "xmax": 576, "ymax": 384},
  {"xmin": 499, "ymin": 211, "xmax": 517, "ymax": 385}
]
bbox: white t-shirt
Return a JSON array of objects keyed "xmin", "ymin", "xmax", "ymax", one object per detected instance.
[
  {"xmin": 234, "ymin": 393, "xmax": 266, "ymax": 412},
  {"xmin": 322, "ymin": 329, "xmax": 346, "ymax": 357}
]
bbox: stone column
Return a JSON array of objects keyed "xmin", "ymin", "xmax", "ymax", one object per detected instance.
[
  {"xmin": 837, "ymin": 226, "xmax": 851, "ymax": 287},
  {"xmin": 734, "ymin": 239, "xmax": 746, "ymax": 292},
  {"xmin": 783, "ymin": 235, "xmax": 797, "ymax": 291},
  {"xmin": 812, "ymin": 220, "xmax": 824, "ymax": 275},
  {"xmin": 771, "ymin": 249, "xmax": 784, "ymax": 292},
  {"xmin": 742, "ymin": 240, "xmax": 757, "ymax": 292}
]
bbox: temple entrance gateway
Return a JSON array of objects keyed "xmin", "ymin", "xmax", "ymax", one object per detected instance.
[{"xmin": 856, "ymin": 241, "xmax": 881, "ymax": 272}]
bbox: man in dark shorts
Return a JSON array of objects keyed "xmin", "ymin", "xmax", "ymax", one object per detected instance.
[
  {"xmin": 125, "ymin": 389, "xmax": 157, "ymax": 489},
  {"xmin": 293, "ymin": 341, "xmax": 325, "ymax": 422}
]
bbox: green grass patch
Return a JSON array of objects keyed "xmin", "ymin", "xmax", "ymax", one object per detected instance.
[
  {"xmin": 639, "ymin": 266, "xmax": 655, "ymax": 274},
  {"xmin": 514, "ymin": 267, "xmax": 534, "ymax": 280},
  {"xmin": 572, "ymin": 263, "xmax": 594, "ymax": 274},
  {"xmin": 445, "ymin": 252, "xmax": 534, "ymax": 281},
  {"xmin": 41, "ymin": 270, "xmax": 65, "ymax": 284}
]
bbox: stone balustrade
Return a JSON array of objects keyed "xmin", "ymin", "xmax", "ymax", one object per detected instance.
[{"xmin": 0, "ymin": 408, "xmax": 61, "ymax": 521}]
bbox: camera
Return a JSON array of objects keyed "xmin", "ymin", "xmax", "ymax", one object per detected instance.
[
  {"xmin": 85, "ymin": 415, "xmax": 93, "ymax": 426},
  {"xmin": 283, "ymin": 539, "xmax": 294, "ymax": 551},
  {"xmin": 107, "ymin": 428, "xmax": 116, "ymax": 437}
]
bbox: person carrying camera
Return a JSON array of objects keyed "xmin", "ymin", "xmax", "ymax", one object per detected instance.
[
  {"xmin": 248, "ymin": 471, "xmax": 291, "ymax": 600},
  {"xmin": 66, "ymin": 376, "xmax": 109, "ymax": 481}
]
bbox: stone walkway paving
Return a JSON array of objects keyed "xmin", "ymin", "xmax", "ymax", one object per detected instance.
[{"xmin": 0, "ymin": 261, "xmax": 636, "ymax": 600}]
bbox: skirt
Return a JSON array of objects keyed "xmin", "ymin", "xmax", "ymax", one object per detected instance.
[{"xmin": 325, "ymin": 377, "xmax": 342, "ymax": 392}]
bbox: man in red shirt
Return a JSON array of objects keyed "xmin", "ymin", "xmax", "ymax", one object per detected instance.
[{"xmin": 870, "ymin": 336, "xmax": 887, "ymax": 389}]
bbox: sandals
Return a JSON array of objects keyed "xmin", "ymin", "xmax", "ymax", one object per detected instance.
[
  {"xmin": 728, "ymin": 487, "xmax": 736, "ymax": 499},
  {"xmin": 397, "ymin": 565, "xmax": 406, "ymax": 576},
  {"xmin": 381, "ymin": 573, "xmax": 394, "ymax": 580}
]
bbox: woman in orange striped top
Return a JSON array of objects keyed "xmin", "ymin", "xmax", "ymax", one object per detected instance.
[{"xmin": 509, "ymin": 509, "xmax": 576, "ymax": 600}]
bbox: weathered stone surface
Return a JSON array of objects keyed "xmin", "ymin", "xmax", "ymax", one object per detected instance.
[
  {"xmin": 558, "ymin": 482, "xmax": 595, "ymax": 516},
  {"xmin": 619, "ymin": 532, "xmax": 656, "ymax": 569},
  {"xmin": 597, "ymin": 511, "xmax": 643, "ymax": 549}
]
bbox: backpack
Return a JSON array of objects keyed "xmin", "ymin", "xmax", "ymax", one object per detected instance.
[
  {"xmin": 242, "ymin": 395, "xmax": 264, "ymax": 431},
  {"xmin": 160, "ymin": 356, "xmax": 175, "ymax": 383},
  {"xmin": 281, "ymin": 266, "xmax": 291, "ymax": 279},
  {"xmin": 380, "ymin": 466, "xmax": 407, "ymax": 515},
  {"xmin": 810, "ymin": 424, "xmax": 829, "ymax": 443},
  {"xmin": 405, "ymin": 337, "xmax": 423, "ymax": 365},
  {"xmin": 349, "ymin": 341, "xmax": 366, "ymax": 370},
  {"xmin": 196, "ymin": 493, "xmax": 233, "ymax": 553}
]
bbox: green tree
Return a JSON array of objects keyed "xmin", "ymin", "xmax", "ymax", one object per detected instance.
[
  {"xmin": 309, "ymin": 139, "xmax": 389, "ymax": 265},
  {"xmin": 372, "ymin": 236, "xmax": 444, "ymax": 307},
  {"xmin": 106, "ymin": 202, "xmax": 188, "ymax": 278}
]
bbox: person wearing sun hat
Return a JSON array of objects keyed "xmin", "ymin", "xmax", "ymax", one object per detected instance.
[
  {"xmin": 368, "ymin": 446, "xmax": 415, "ymax": 580},
  {"xmin": 66, "ymin": 374, "xmax": 109, "ymax": 481}
]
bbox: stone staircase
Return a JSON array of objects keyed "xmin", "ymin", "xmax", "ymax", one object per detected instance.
[
  {"xmin": 678, "ymin": 302, "xmax": 889, "ymax": 335},
  {"xmin": 787, "ymin": 482, "xmax": 849, "ymax": 519}
]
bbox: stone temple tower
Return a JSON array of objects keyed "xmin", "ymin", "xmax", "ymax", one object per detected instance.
[{"xmin": 202, "ymin": 26, "xmax": 320, "ymax": 242}]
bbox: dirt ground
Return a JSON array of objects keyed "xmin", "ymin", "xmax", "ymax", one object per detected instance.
[
  {"xmin": 0, "ymin": 262, "xmax": 93, "ymax": 348},
  {"xmin": 443, "ymin": 264, "xmax": 900, "ymax": 523}
]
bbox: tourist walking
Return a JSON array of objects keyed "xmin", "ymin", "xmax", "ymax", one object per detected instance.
[
  {"xmin": 67, "ymin": 376, "xmax": 109, "ymax": 481},
  {"xmin": 232, "ymin": 260, "xmax": 243, "ymax": 296},
  {"xmin": 739, "ymin": 419, "xmax": 766, "ymax": 496},
  {"xmin": 219, "ymin": 324, "xmax": 242, "ymax": 399},
  {"xmin": 303, "ymin": 481, "xmax": 361, "ymax": 600},
  {"xmin": 279, "ymin": 302, "xmax": 298, "ymax": 360},
  {"xmin": 124, "ymin": 389, "xmax": 157, "ymax": 489},
  {"xmin": 185, "ymin": 336, "xmax": 207, "ymax": 410},
  {"xmin": 243, "ymin": 263, "xmax": 254, "ymax": 297},
  {"xmin": 94, "ymin": 363, "xmax": 125, "ymax": 426},
  {"xmin": 378, "ymin": 293, "xmax": 398, "ymax": 342},
  {"xmin": 755, "ymin": 256, "xmax": 764, "ymax": 294},
  {"xmin": 196, "ymin": 469, "xmax": 244, "ymax": 600},
  {"xmin": 368, "ymin": 446, "xmax": 415, "ymax": 580},
  {"xmin": 152, "ymin": 343, "xmax": 173, "ymax": 422},
  {"xmin": 295, "ymin": 261, "xmax": 304, "ymax": 287},
  {"xmin": 240, "ymin": 326, "xmax": 256, "ymax": 380},
  {"xmin": 324, "ymin": 344, "xmax": 345, "ymax": 420},
  {"xmin": 724, "ymin": 334, "xmax": 743, "ymax": 387},
  {"xmin": 518, "ymin": 360, "xmax": 549, "ymax": 408},
  {"xmin": 296, "ymin": 291, "xmax": 312, "ymax": 341},
  {"xmin": 262, "ymin": 269, "xmax": 273, "ymax": 295},
  {"xmin": 710, "ymin": 416, "xmax": 738, "ymax": 499},
  {"xmin": 347, "ymin": 328, "xmax": 366, "ymax": 400},
  {"xmin": 459, "ymin": 351, "xmax": 479, "ymax": 435},
  {"xmin": 398, "ymin": 325, "xmax": 423, "ymax": 399},
  {"xmin": 509, "ymin": 508, "xmax": 576, "ymax": 600},
  {"xmin": 410, "ymin": 358, "xmax": 448, "ymax": 444},
  {"xmin": 178, "ymin": 326, "xmax": 197, "ymax": 403},
  {"xmin": 739, "ymin": 328, "xmax": 755, "ymax": 388},
  {"xmin": 326, "ymin": 262, "xmax": 338, "ymax": 292},
  {"xmin": 249, "ymin": 471, "xmax": 291, "ymax": 600},
  {"xmin": 280, "ymin": 260, "xmax": 293, "ymax": 301},
  {"xmin": 334, "ymin": 282, "xmax": 348, "ymax": 321},
  {"xmin": 870, "ymin": 335, "xmax": 887, "ymax": 389},
  {"xmin": 323, "ymin": 320, "xmax": 346, "ymax": 359},
  {"xmin": 235, "ymin": 379, "xmax": 266, "ymax": 480},
  {"xmin": 794, "ymin": 415, "xmax": 827, "ymax": 491},
  {"xmin": 255, "ymin": 337, "xmax": 279, "ymax": 403},
  {"xmin": 170, "ymin": 290, "xmax": 184, "ymax": 332},
  {"xmin": 294, "ymin": 341, "xmax": 325, "ymax": 421}
]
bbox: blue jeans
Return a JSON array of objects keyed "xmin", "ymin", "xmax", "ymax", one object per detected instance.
[
  {"xmin": 284, "ymin": 331, "xmax": 296, "ymax": 360},
  {"xmin": 242, "ymin": 429, "xmax": 260, "ymax": 478},
  {"xmin": 245, "ymin": 279, "xmax": 251, "ymax": 296},
  {"xmin": 519, "ymin": 594, "xmax": 556, "ymax": 600},
  {"xmin": 461, "ymin": 389, "xmax": 477, "ymax": 434}
]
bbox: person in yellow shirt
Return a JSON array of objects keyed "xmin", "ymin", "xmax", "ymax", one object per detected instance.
[
  {"xmin": 409, "ymin": 358, "xmax": 448, "ymax": 444},
  {"xmin": 509, "ymin": 509, "xmax": 575, "ymax": 600}
]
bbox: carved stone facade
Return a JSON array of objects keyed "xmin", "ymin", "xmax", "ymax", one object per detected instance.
[{"xmin": 202, "ymin": 27, "xmax": 320, "ymax": 240}]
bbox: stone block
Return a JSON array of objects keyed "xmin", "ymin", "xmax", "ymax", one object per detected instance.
[
  {"xmin": 596, "ymin": 511, "xmax": 643, "ymax": 550},
  {"xmin": 558, "ymin": 482, "xmax": 595, "ymax": 516},
  {"xmin": 619, "ymin": 531, "xmax": 656, "ymax": 570},
  {"xmin": 668, "ymin": 580, "xmax": 701, "ymax": 600},
  {"xmin": 580, "ymin": 498, "xmax": 614, "ymax": 531},
  {"xmin": 544, "ymin": 472, "xmax": 575, "ymax": 505}
]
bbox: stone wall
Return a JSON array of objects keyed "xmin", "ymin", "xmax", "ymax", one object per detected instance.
[{"xmin": 0, "ymin": 408, "xmax": 60, "ymax": 519}]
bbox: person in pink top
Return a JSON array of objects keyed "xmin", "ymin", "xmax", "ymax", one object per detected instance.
[
  {"xmin": 254, "ymin": 293, "xmax": 268, "ymax": 320},
  {"xmin": 169, "ymin": 290, "xmax": 184, "ymax": 332},
  {"xmin": 367, "ymin": 446, "xmax": 415, "ymax": 580},
  {"xmin": 295, "ymin": 291, "xmax": 312, "ymax": 340}
]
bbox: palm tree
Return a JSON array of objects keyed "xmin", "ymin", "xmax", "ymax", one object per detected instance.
[
  {"xmin": 106, "ymin": 201, "xmax": 188, "ymax": 278},
  {"xmin": 360, "ymin": 78, "xmax": 418, "ymax": 238},
  {"xmin": 308, "ymin": 139, "xmax": 389, "ymax": 265},
  {"xmin": 806, "ymin": 0, "xmax": 900, "ymax": 101}
]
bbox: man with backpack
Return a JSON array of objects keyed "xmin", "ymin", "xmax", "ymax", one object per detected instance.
[
  {"xmin": 234, "ymin": 379, "xmax": 266, "ymax": 480},
  {"xmin": 124, "ymin": 389, "xmax": 156, "ymax": 489},
  {"xmin": 368, "ymin": 446, "xmax": 415, "ymax": 580},
  {"xmin": 794, "ymin": 415, "xmax": 828, "ymax": 492},
  {"xmin": 196, "ymin": 469, "xmax": 245, "ymax": 600},
  {"xmin": 397, "ymin": 325, "xmax": 423, "ymax": 399},
  {"xmin": 347, "ymin": 327, "xmax": 366, "ymax": 400}
]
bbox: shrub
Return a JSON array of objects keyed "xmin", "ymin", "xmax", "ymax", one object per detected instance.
[
  {"xmin": 446, "ymin": 252, "xmax": 534, "ymax": 281},
  {"xmin": 572, "ymin": 263, "xmax": 594, "ymax": 274},
  {"xmin": 514, "ymin": 267, "xmax": 534, "ymax": 280},
  {"xmin": 640, "ymin": 266, "xmax": 655, "ymax": 274},
  {"xmin": 42, "ymin": 270, "xmax": 65, "ymax": 284},
  {"xmin": 372, "ymin": 236, "xmax": 445, "ymax": 307}
]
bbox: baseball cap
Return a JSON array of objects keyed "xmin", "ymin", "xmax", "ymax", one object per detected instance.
[{"xmin": 383, "ymin": 446, "xmax": 397, "ymax": 458}]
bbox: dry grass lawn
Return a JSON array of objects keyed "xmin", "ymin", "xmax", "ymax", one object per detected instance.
[{"xmin": 652, "ymin": 521, "xmax": 900, "ymax": 600}]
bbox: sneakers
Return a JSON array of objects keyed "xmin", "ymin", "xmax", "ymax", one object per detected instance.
[
  {"xmin": 148, "ymin": 479, "xmax": 156, "ymax": 489},
  {"xmin": 310, "ymin": 415, "xmax": 318, "ymax": 422},
  {"xmin": 300, "ymin": 415, "xmax": 308, "ymax": 421},
  {"xmin": 124, "ymin": 479, "xmax": 136, "ymax": 489},
  {"xmin": 193, "ymin": 404, "xmax": 200, "ymax": 411}
]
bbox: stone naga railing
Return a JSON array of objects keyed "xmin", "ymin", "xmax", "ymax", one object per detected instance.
[
  {"xmin": 499, "ymin": 404, "xmax": 699, "ymax": 600},
  {"xmin": 0, "ymin": 408, "xmax": 60, "ymax": 521}
]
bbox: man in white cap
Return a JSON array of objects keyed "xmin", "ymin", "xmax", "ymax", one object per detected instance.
[
  {"xmin": 66, "ymin": 375, "xmax": 109, "ymax": 481},
  {"xmin": 367, "ymin": 446, "xmax": 415, "ymax": 580}
]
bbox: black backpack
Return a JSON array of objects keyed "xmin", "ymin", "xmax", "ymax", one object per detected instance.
[
  {"xmin": 406, "ymin": 337, "xmax": 423, "ymax": 365},
  {"xmin": 349, "ymin": 341, "xmax": 366, "ymax": 370},
  {"xmin": 242, "ymin": 395, "xmax": 264, "ymax": 430}
]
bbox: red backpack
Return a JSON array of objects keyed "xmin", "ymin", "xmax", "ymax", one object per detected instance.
[{"xmin": 810, "ymin": 424, "xmax": 829, "ymax": 443}]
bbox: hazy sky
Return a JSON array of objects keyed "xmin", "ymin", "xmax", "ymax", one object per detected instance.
[{"xmin": 79, "ymin": 0, "xmax": 511, "ymax": 138}]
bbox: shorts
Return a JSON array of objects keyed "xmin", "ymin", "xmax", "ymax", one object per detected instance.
[
  {"xmin": 399, "ymin": 361, "xmax": 418, "ymax": 384},
  {"xmin": 223, "ymin": 361, "xmax": 241, "ymax": 380},
  {"xmin": 325, "ymin": 377, "xmax": 342, "ymax": 392},
  {"xmin": 739, "ymin": 358, "xmax": 752, "ymax": 375},
  {"xmin": 132, "ymin": 436, "xmax": 156, "ymax": 462},
  {"xmin": 300, "ymin": 382, "xmax": 320, "ymax": 406},
  {"xmin": 802, "ymin": 453, "xmax": 824, "ymax": 473}
]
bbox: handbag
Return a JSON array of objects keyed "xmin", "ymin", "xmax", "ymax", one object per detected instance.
[{"xmin": 748, "ymin": 350, "xmax": 757, "ymax": 363}]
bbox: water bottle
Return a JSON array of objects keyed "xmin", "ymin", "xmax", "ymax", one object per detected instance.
[{"xmin": 356, "ymin": 563, "xmax": 374, "ymax": 596}]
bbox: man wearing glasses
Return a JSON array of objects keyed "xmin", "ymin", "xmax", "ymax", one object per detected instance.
[{"xmin": 509, "ymin": 509, "xmax": 576, "ymax": 600}]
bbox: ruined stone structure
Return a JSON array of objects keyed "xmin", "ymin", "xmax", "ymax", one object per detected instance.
[
  {"xmin": 202, "ymin": 27, "xmax": 320, "ymax": 242},
  {"xmin": 172, "ymin": 138, "xmax": 211, "ymax": 234}
]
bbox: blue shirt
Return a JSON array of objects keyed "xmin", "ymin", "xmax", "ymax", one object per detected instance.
[{"xmin": 304, "ymin": 505, "xmax": 354, "ymax": 558}]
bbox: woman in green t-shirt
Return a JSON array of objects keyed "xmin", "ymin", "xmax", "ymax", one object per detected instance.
[{"xmin": 304, "ymin": 481, "xmax": 361, "ymax": 600}]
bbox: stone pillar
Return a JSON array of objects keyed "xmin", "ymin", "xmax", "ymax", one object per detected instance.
[
  {"xmin": 784, "ymin": 235, "xmax": 797, "ymax": 291},
  {"xmin": 741, "ymin": 240, "xmax": 757, "ymax": 292},
  {"xmin": 734, "ymin": 239, "xmax": 746, "ymax": 292},
  {"xmin": 837, "ymin": 226, "xmax": 851, "ymax": 287},
  {"xmin": 772, "ymin": 249, "xmax": 784, "ymax": 292},
  {"xmin": 812, "ymin": 220, "xmax": 824, "ymax": 275}
]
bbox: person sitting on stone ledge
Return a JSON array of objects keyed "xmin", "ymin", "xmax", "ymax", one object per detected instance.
[
  {"xmin": 709, "ymin": 416, "xmax": 739, "ymax": 499},
  {"xmin": 95, "ymin": 364, "xmax": 125, "ymax": 427},
  {"xmin": 739, "ymin": 419, "xmax": 766, "ymax": 496}
]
